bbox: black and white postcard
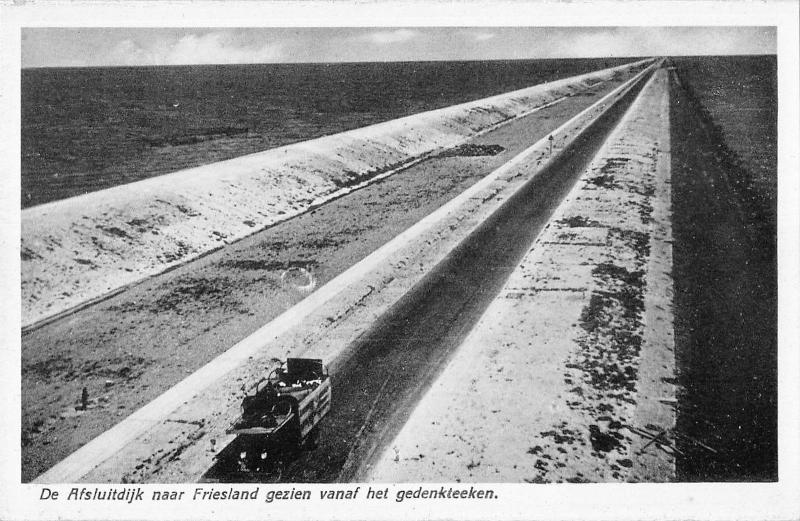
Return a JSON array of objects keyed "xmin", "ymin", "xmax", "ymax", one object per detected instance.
[{"xmin": 1, "ymin": 1, "xmax": 798, "ymax": 520}]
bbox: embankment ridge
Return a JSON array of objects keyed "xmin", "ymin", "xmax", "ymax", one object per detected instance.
[{"xmin": 21, "ymin": 59, "xmax": 653, "ymax": 328}]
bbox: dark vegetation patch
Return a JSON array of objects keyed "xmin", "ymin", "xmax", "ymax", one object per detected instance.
[
  {"xmin": 22, "ymin": 354, "xmax": 73, "ymax": 380},
  {"xmin": 633, "ymin": 198, "xmax": 654, "ymax": 224},
  {"xmin": 21, "ymin": 247, "xmax": 41, "ymax": 261},
  {"xmin": 631, "ymin": 183, "xmax": 656, "ymax": 199},
  {"xmin": 96, "ymin": 225, "xmax": 131, "ymax": 239},
  {"xmin": 221, "ymin": 259, "xmax": 318, "ymax": 271},
  {"xmin": 126, "ymin": 217, "xmax": 153, "ymax": 233},
  {"xmin": 540, "ymin": 423, "xmax": 580, "ymax": 445},
  {"xmin": 565, "ymin": 476, "xmax": 589, "ymax": 483},
  {"xmin": 296, "ymin": 236, "xmax": 345, "ymax": 249},
  {"xmin": 23, "ymin": 353, "xmax": 150, "ymax": 382},
  {"xmin": 87, "ymin": 236, "xmax": 105, "ymax": 252},
  {"xmin": 584, "ymin": 158, "xmax": 631, "ymax": 189},
  {"xmin": 155, "ymin": 278, "xmax": 223, "ymax": 307},
  {"xmin": 329, "ymin": 159, "xmax": 410, "ymax": 188},
  {"xmin": 599, "ymin": 157, "xmax": 630, "ymax": 173},
  {"xmin": 437, "ymin": 143, "xmax": 505, "ymax": 158},
  {"xmin": 558, "ymin": 215, "xmax": 603, "ymax": 228},
  {"xmin": 127, "ymin": 218, "xmax": 148, "ymax": 227},
  {"xmin": 592, "ymin": 262, "xmax": 645, "ymax": 290},
  {"xmin": 153, "ymin": 276, "xmax": 247, "ymax": 315},
  {"xmin": 588, "ymin": 424, "xmax": 622, "ymax": 453},
  {"xmin": 174, "ymin": 204, "xmax": 200, "ymax": 217},
  {"xmin": 158, "ymin": 240, "xmax": 193, "ymax": 263},
  {"xmin": 608, "ymin": 227, "xmax": 650, "ymax": 260},
  {"xmin": 74, "ymin": 258, "xmax": 97, "ymax": 267},
  {"xmin": 585, "ymin": 174, "xmax": 620, "ymax": 190},
  {"xmin": 74, "ymin": 355, "xmax": 150, "ymax": 381},
  {"xmin": 567, "ymin": 257, "xmax": 646, "ymax": 414},
  {"xmin": 258, "ymin": 239, "xmax": 288, "ymax": 251}
]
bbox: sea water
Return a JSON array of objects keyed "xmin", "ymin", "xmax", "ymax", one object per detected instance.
[{"xmin": 21, "ymin": 58, "xmax": 636, "ymax": 207}]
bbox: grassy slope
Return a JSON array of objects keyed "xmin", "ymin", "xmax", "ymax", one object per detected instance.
[
  {"xmin": 668, "ymin": 59, "xmax": 777, "ymax": 481},
  {"xmin": 673, "ymin": 56, "xmax": 777, "ymax": 245}
]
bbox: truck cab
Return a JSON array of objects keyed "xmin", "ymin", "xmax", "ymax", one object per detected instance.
[{"xmin": 224, "ymin": 358, "xmax": 331, "ymax": 473}]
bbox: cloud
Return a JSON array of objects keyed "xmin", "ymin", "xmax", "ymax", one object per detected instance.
[
  {"xmin": 361, "ymin": 29, "xmax": 419, "ymax": 45},
  {"xmin": 105, "ymin": 32, "xmax": 283, "ymax": 66},
  {"xmin": 22, "ymin": 27, "xmax": 776, "ymax": 68},
  {"xmin": 548, "ymin": 27, "xmax": 775, "ymax": 59},
  {"xmin": 106, "ymin": 39, "xmax": 155, "ymax": 66}
]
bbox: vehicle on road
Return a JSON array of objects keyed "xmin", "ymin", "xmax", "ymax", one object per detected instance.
[{"xmin": 222, "ymin": 358, "xmax": 331, "ymax": 474}]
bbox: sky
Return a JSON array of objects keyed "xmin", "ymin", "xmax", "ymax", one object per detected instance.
[{"xmin": 21, "ymin": 26, "xmax": 776, "ymax": 68}]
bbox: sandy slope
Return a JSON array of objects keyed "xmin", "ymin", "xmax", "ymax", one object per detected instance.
[{"xmin": 365, "ymin": 68, "xmax": 675, "ymax": 483}]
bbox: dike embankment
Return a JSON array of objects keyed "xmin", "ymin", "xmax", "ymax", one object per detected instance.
[
  {"xmin": 366, "ymin": 68, "xmax": 675, "ymax": 483},
  {"xmin": 22, "ymin": 59, "xmax": 652, "ymax": 330},
  {"xmin": 33, "ymin": 62, "xmax": 658, "ymax": 483}
]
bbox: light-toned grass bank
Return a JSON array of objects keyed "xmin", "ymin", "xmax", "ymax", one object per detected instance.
[
  {"xmin": 21, "ymin": 60, "xmax": 652, "ymax": 329},
  {"xmin": 365, "ymin": 68, "xmax": 674, "ymax": 483}
]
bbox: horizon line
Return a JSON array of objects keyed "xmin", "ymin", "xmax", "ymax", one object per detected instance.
[{"xmin": 20, "ymin": 53, "xmax": 776, "ymax": 70}]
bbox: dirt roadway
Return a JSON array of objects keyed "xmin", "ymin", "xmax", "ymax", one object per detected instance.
[
  {"xmin": 22, "ymin": 71, "xmax": 642, "ymax": 482},
  {"xmin": 203, "ymin": 68, "xmax": 652, "ymax": 483}
]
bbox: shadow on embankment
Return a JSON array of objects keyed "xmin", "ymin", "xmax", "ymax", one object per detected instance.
[{"xmin": 668, "ymin": 66, "xmax": 777, "ymax": 481}]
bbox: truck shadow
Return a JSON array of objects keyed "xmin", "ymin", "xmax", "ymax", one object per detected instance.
[{"xmin": 201, "ymin": 435, "xmax": 313, "ymax": 483}]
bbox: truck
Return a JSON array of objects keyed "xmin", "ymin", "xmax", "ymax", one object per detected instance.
[{"xmin": 222, "ymin": 358, "xmax": 331, "ymax": 474}]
